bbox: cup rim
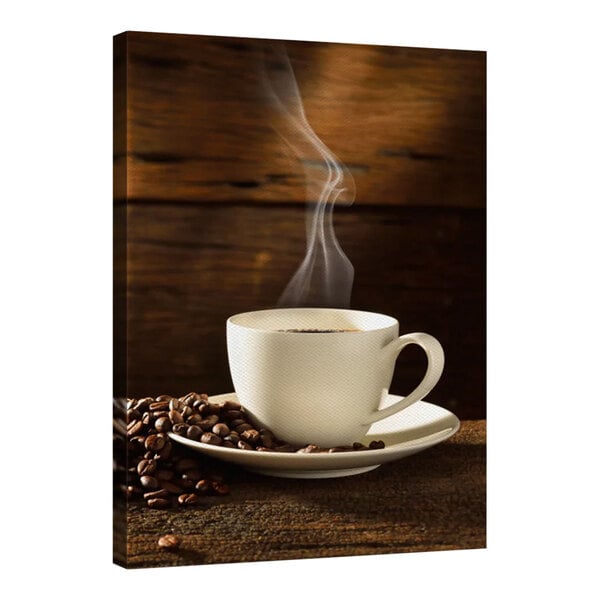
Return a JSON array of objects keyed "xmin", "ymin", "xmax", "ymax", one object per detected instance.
[{"xmin": 227, "ymin": 307, "xmax": 399, "ymax": 333}]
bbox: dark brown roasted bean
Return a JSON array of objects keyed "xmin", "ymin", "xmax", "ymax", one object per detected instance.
[
  {"xmin": 145, "ymin": 434, "xmax": 166, "ymax": 452},
  {"xmin": 199, "ymin": 415, "xmax": 219, "ymax": 429},
  {"xmin": 148, "ymin": 498, "xmax": 171, "ymax": 509},
  {"xmin": 154, "ymin": 416, "xmax": 172, "ymax": 433},
  {"xmin": 137, "ymin": 459, "xmax": 157, "ymax": 476},
  {"xmin": 195, "ymin": 479, "xmax": 211, "ymax": 494},
  {"xmin": 172, "ymin": 423, "xmax": 189, "ymax": 436},
  {"xmin": 177, "ymin": 493, "xmax": 199, "ymax": 506},
  {"xmin": 169, "ymin": 398, "xmax": 182, "ymax": 411},
  {"xmin": 240, "ymin": 429, "xmax": 260, "ymax": 444},
  {"xmin": 369, "ymin": 440, "xmax": 385, "ymax": 450},
  {"xmin": 158, "ymin": 534, "xmax": 180, "ymax": 548},
  {"xmin": 143, "ymin": 489, "xmax": 169, "ymax": 500},
  {"xmin": 186, "ymin": 425, "xmax": 202, "ymax": 440},
  {"xmin": 212, "ymin": 423, "xmax": 230, "ymax": 437},
  {"xmin": 211, "ymin": 482, "xmax": 230, "ymax": 495},
  {"xmin": 168, "ymin": 410, "xmax": 184, "ymax": 425},
  {"xmin": 200, "ymin": 432, "xmax": 223, "ymax": 446},
  {"xmin": 296, "ymin": 445, "xmax": 321, "ymax": 453},
  {"xmin": 140, "ymin": 475, "xmax": 159, "ymax": 489}
]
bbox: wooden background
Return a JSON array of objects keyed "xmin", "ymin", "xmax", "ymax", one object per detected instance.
[{"xmin": 114, "ymin": 31, "xmax": 486, "ymax": 420}]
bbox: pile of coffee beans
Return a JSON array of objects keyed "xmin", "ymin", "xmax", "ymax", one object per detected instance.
[
  {"xmin": 124, "ymin": 392, "xmax": 385, "ymax": 510},
  {"xmin": 163, "ymin": 394, "xmax": 385, "ymax": 454},
  {"xmin": 125, "ymin": 392, "xmax": 231, "ymax": 509}
]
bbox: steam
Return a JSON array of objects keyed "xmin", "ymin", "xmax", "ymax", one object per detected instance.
[{"xmin": 259, "ymin": 42, "xmax": 355, "ymax": 308}]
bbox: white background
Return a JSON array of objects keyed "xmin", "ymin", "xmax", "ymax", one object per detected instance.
[{"xmin": 2, "ymin": 0, "xmax": 599, "ymax": 597}]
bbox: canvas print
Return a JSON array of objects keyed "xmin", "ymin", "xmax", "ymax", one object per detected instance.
[{"xmin": 113, "ymin": 31, "xmax": 486, "ymax": 568}]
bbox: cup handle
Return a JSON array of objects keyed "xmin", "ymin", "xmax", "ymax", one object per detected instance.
[{"xmin": 363, "ymin": 332, "xmax": 445, "ymax": 425}]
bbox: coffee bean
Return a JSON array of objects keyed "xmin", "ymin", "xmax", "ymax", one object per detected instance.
[
  {"xmin": 186, "ymin": 425, "xmax": 202, "ymax": 440},
  {"xmin": 177, "ymin": 493, "xmax": 199, "ymax": 506},
  {"xmin": 155, "ymin": 416, "xmax": 172, "ymax": 433},
  {"xmin": 259, "ymin": 434, "xmax": 275, "ymax": 448},
  {"xmin": 126, "ymin": 420, "xmax": 143, "ymax": 438},
  {"xmin": 199, "ymin": 415, "xmax": 219, "ymax": 429},
  {"xmin": 169, "ymin": 398, "xmax": 182, "ymax": 412},
  {"xmin": 212, "ymin": 423, "xmax": 230, "ymax": 437},
  {"xmin": 172, "ymin": 423, "xmax": 189, "ymax": 436},
  {"xmin": 168, "ymin": 410, "xmax": 184, "ymax": 424},
  {"xmin": 127, "ymin": 408, "xmax": 142, "ymax": 422},
  {"xmin": 223, "ymin": 432, "xmax": 240, "ymax": 444},
  {"xmin": 186, "ymin": 414, "xmax": 204, "ymax": 426},
  {"xmin": 137, "ymin": 459, "xmax": 157, "ymax": 476},
  {"xmin": 229, "ymin": 419, "xmax": 247, "ymax": 428},
  {"xmin": 195, "ymin": 479, "xmax": 211, "ymax": 494},
  {"xmin": 188, "ymin": 392, "xmax": 206, "ymax": 404},
  {"xmin": 235, "ymin": 423, "xmax": 254, "ymax": 434},
  {"xmin": 180, "ymin": 406, "xmax": 192, "ymax": 419},
  {"xmin": 200, "ymin": 432, "xmax": 222, "ymax": 446},
  {"xmin": 224, "ymin": 410, "xmax": 244, "ymax": 420},
  {"xmin": 240, "ymin": 429, "xmax": 260, "ymax": 444},
  {"xmin": 256, "ymin": 446, "xmax": 273, "ymax": 452},
  {"xmin": 352, "ymin": 442, "xmax": 368, "ymax": 451},
  {"xmin": 148, "ymin": 498, "xmax": 170, "ymax": 509},
  {"xmin": 369, "ymin": 440, "xmax": 385, "ymax": 450},
  {"xmin": 223, "ymin": 441, "xmax": 235, "ymax": 448},
  {"xmin": 157, "ymin": 394, "xmax": 174, "ymax": 402},
  {"xmin": 143, "ymin": 489, "xmax": 169, "ymax": 500},
  {"xmin": 181, "ymin": 469, "xmax": 202, "ymax": 481},
  {"xmin": 134, "ymin": 398, "xmax": 151, "ymax": 413},
  {"xmin": 206, "ymin": 403, "xmax": 222, "ymax": 415},
  {"xmin": 158, "ymin": 534, "xmax": 180, "ymax": 549},
  {"xmin": 237, "ymin": 440, "xmax": 254, "ymax": 451},
  {"xmin": 155, "ymin": 440, "xmax": 172, "ymax": 460},
  {"xmin": 149, "ymin": 400, "xmax": 170, "ymax": 411},
  {"xmin": 142, "ymin": 412, "xmax": 154, "ymax": 427},
  {"xmin": 328, "ymin": 446, "xmax": 353, "ymax": 453},
  {"xmin": 296, "ymin": 445, "xmax": 320, "ymax": 453},
  {"xmin": 183, "ymin": 393, "xmax": 197, "ymax": 407},
  {"xmin": 223, "ymin": 400, "xmax": 242, "ymax": 411},
  {"xmin": 211, "ymin": 482, "xmax": 230, "ymax": 495},
  {"xmin": 128, "ymin": 436, "xmax": 146, "ymax": 453},
  {"xmin": 145, "ymin": 434, "xmax": 166, "ymax": 452},
  {"xmin": 140, "ymin": 475, "xmax": 159, "ymax": 489}
]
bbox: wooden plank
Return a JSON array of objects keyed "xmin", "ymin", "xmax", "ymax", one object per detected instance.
[
  {"xmin": 120, "ymin": 419, "xmax": 486, "ymax": 567},
  {"xmin": 116, "ymin": 32, "xmax": 485, "ymax": 208},
  {"xmin": 123, "ymin": 202, "xmax": 485, "ymax": 420}
]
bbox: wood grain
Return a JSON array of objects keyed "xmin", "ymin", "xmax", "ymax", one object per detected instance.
[
  {"xmin": 117, "ymin": 419, "xmax": 485, "ymax": 568},
  {"xmin": 115, "ymin": 32, "xmax": 485, "ymax": 208}
]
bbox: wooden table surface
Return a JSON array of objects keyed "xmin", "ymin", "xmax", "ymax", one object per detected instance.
[{"xmin": 117, "ymin": 419, "xmax": 485, "ymax": 568}]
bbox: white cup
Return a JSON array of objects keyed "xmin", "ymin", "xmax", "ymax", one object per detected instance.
[{"xmin": 226, "ymin": 308, "xmax": 444, "ymax": 448}]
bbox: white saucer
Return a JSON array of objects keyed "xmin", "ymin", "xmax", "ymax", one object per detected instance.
[{"xmin": 168, "ymin": 393, "xmax": 460, "ymax": 479}]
